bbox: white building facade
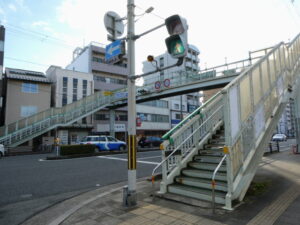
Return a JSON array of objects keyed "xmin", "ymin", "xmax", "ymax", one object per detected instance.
[{"xmin": 46, "ymin": 66, "xmax": 94, "ymax": 144}]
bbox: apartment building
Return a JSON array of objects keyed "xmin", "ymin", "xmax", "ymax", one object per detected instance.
[
  {"xmin": 66, "ymin": 42, "xmax": 129, "ymax": 140},
  {"xmin": 46, "ymin": 66, "xmax": 94, "ymax": 144}
]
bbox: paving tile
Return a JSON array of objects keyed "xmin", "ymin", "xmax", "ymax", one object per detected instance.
[
  {"xmin": 155, "ymin": 214, "xmax": 178, "ymax": 224},
  {"xmin": 131, "ymin": 207, "xmax": 151, "ymax": 215},
  {"xmin": 117, "ymin": 222, "xmax": 132, "ymax": 225},
  {"xmin": 143, "ymin": 211, "xmax": 163, "ymax": 220},
  {"xmin": 143, "ymin": 204, "xmax": 161, "ymax": 210},
  {"xmin": 179, "ymin": 214, "xmax": 202, "ymax": 224},
  {"xmin": 124, "ymin": 215, "xmax": 152, "ymax": 225},
  {"xmin": 167, "ymin": 210, "xmax": 189, "ymax": 219},
  {"xmin": 154, "ymin": 206, "xmax": 173, "ymax": 214},
  {"xmin": 169, "ymin": 220, "xmax": 194, "ymax": 225}
]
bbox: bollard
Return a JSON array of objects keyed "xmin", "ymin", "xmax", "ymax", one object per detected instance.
[{"xmin": 269, "ymin": 142, "xmax": 273, "ymax": 153}]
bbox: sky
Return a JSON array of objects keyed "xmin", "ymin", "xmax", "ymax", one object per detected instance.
[{"xmin": 0, "ymin": 0, "xmax": 299, "ymax": 75}]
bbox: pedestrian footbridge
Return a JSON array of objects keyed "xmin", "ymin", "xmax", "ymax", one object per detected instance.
[
  {"xmin": 152, "ymin": 33, "xmax": 300, "ymax": 209},
  {"xmin": 0, "ymin": 52, "xmax": 252, "ymax": 147}
]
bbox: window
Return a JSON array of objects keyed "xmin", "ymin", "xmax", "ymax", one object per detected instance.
[
  {"xmin": 95, "ymin": 114, "xmax": 109, "ymax": 120},
  {"xmin": 118, "ymin": 115, "xmax": 128, "ymax": 121},
  {"xmin": 92, "ymin": 57, "xmax": 104, "ymax": 63},
  {"xmin": 175, "ymin": 114, "xmax": 181, "ymax": 120},
  {"xmin": 98, "ymin": 136, "xmax": 106, "ymax": 141},
  {"xmin": 159, "ymin": 57, "xmax": 164, "ymax": 67},
  {"xmin": 21, "ymin": 106, "xmax": 37, "ymax": 117},
  {"xmin": 107, "ymin": 137, "xmax": 117, "ymax": 142},
  {"xmin": 82, "ymin": 80, "xmax": 87, "ymax": 98},
  {"xmin": 174, "ymin": 104, "xmax": 179, "ymax": 110},
  {"xmin": 22, "ymin": 83, "xmax": 38, "ymax": 93},
  {"xmin": 73, "ymin": 78, "xmax": 78, "ymax": 102},
  {"xmin": 140, "ymin": 100, "xmax": 168, "ymax": 108},
  {"xmin": 137, "ymin": 113, "xmax": 169, "ymax": 123},
  {"xmin": 62, "ymin": 77, "xmax": 68, "ymax": 106}
]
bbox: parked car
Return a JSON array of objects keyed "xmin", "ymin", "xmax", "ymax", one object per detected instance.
[
  {"xmin": 138, "ymin": 136, "xmax": 163, "ymax": 148},
  {"xmin": 80, "ymin": 136, "xmax": 127, "ymax": 151},
  {"xmin": 272, "ymin": 134, "xmax": 287, "ymax": 142},
  {"xmin": 0, "ymin": 144, "xmax": 6, "ymax": 158}
]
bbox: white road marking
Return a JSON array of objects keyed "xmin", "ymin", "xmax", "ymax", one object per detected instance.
[
  {"xmin": 138, "ymin": 156, "xmax": 161, "ymax": 160},
  {"xmin": 97, "ymin": 155, "xmax": 159, "ymax": 165}
]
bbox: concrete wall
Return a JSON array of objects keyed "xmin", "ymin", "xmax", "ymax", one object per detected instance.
[
  {"xmin": 66, "ymin": 47, "xmax": 90, "ymax": 73},
  {"xmin": 5, "ymin": 80, "xmax": 51, "ymax": 125}
]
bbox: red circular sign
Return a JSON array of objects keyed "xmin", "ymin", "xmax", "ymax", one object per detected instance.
[
  {"xmin": 154, "ymin": 81, "xmax": 161, "ymax": 89},
  {"xmin": 163, "ymin": 79, "xmax": 170, "ymax": 87}
]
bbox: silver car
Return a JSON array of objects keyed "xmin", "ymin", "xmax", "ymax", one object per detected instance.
[{"xmin": 0, "ymin": 144, "xmax": 6, "ymax": 158}]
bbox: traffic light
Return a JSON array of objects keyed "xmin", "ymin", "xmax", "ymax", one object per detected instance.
[{"xmin": 165, "ymin": 15, "xmax": 188, "ymax": 59}]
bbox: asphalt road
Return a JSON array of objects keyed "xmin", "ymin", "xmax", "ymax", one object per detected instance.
[{"xmin": 0, "ymin": 150, "xmax": 162, "ymax": 225}]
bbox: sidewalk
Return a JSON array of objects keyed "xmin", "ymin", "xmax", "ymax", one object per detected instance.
[{"xmin": 22, "ymin": 150, "xmax": 300, "ymax": 225}]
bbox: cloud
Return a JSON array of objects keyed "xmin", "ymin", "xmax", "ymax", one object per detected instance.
[
  {"xmin": 0, "ymin": 7, "xmax": 5, "ymax": 16},
  {"xmin": 15, "ymin": 0, "xmax": 31, "ymax": 15},
  {"xmin": 8, "ymin": 4, "xmax": 17, "ymax": 12},
  {"xmin": 32, "ymin": 21, "xmax": 49, "ymax": 27},
  {"xmin": 56, "ymin": 0, "xmax": 126, "ymax": 45}
]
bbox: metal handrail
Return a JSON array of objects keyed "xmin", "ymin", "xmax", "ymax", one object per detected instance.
[
  {"xmin": 223, "ymin": 42, "xmax": 284, "ymax": 92},
  {"xmin": 151, "ymin": 103, "xmax": 224, "ymax": 183},
  {"xmin": 212, "ymin": 154, "xmax": 227, "ymax": 213},
  {"xmin": 162, "ymin": 92, "xmax": 222, "ymax": 141}
]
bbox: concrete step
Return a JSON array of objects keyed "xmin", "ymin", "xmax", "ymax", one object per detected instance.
[
  {"xmin": 212, "ymin": 134, "xmax": 225, "ymax": 140},
  {"xmin": 194, "ymin": 155, "xmax": 224, "ymax": 163},
  {"xmin": 204, "ymin": 143, "xmax": 225, "ymax": 148},
  {"xmin": 182, "ymin": 169, "xmax": 227, "ymax": 181},
  {"xmin": 188, "ymin": 161, "xmax": 226, "ymax": 172},
  {"xmin": 209, "ymin": 139, "xmax": 225, "ymax": 144},
  {"xmin": 168, "ymin": 184, "xmax": 226, "ymax": 204},
  {"xmin": 199, "ymin": 150, "xmax": 224, "ymax": 157},
  {"xmin": 175, "ymin": 176, "xmax": 227, "ymax": 192}
]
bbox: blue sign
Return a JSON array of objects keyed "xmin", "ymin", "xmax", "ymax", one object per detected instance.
[
  {"xmin": 115, "ymin": 92, "xmax": 128, "ymax": 99},
  {"xmin": 105, "ymin": 40, "xmax": 123, "ymax": 62}
]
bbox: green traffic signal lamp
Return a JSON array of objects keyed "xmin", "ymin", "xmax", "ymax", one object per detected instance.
[{"xmin": 165, "ymin": 35, "xmax": 186, "ymax": 58}]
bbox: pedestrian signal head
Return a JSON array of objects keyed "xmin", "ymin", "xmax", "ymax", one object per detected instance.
[{"xmin": 165, "ymin": 14, "xmax": 188, "ymax": 59}]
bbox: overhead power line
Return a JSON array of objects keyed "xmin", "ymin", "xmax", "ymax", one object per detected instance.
[{"xmin": 5, "ymin": 56, "xmax": 50, "ymax": 67}]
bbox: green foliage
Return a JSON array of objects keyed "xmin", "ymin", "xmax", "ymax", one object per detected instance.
[{"xmin": 60, "ymin": 144, "xmax": 96, "ymax": 156}]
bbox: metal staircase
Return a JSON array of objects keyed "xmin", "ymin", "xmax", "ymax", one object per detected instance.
[
  {"xmin": 153, "ymin": 32, "xmax": 300, "ymax": 209},
  {"xmin": 168, "ymin": 126, "xmax": 228, "ymax": 205}
]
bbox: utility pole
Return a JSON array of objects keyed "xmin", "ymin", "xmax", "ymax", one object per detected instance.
[
  {"xmin": 124, "ymin": 0, "xmax": 137, "ymax": 206},
  {"xmin": 104, "ymin": 3, "xmax": 189, "ymax": 206}
]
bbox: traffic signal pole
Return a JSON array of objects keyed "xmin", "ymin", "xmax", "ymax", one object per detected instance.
[
  {"xmin": 124, "ymin": 0, "xmax": 137, "ymax": 206},
  {"xmin": 121, "ymin": 2, "xmax": 188, "ymax": 206}
]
